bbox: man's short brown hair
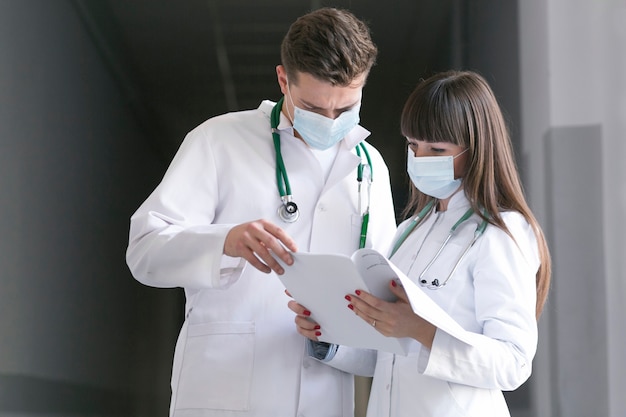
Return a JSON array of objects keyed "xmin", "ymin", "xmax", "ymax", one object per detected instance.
[{"xmin": 280, "ymin": 7, "xmax": 378, "ymax": 87}]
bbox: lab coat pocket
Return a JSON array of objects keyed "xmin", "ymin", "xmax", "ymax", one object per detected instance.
[
  {"xmin": 445, "ymin": 381, "xmax": 496, "ymax": 417},
  {"xmin": 176, "ymin": 321, "xmax": 255, "ymax": 411}
]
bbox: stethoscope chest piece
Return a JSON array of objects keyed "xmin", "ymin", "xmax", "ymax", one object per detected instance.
[
  {"xmin": 270, "ymin": 97, "xmax": 370, "ymax": 232},
  {"xmin": 278, "ymin": 196, "xmax": 299, "ymax": 223}
]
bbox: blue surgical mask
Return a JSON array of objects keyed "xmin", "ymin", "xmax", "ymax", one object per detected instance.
[
  {"xmin": 406, "ymin": 147, "xmax": 468, "ymax": 199},
  {"xmin": 286, "ymin": 85, "xmax": 360, "ymax": 150}
]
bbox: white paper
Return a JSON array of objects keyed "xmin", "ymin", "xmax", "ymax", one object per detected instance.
[
  {"xmin": 277, "ymin": 248, "xmax": 479, "ymax": 355},
  {"xmin": 354, "ymin": 249, "xmax": 479, "ymax": 346}
]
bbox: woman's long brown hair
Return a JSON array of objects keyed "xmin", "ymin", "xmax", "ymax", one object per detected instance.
[{"xmin": 400, "ymin": 70, "xmax": 551, "ymax": 318}]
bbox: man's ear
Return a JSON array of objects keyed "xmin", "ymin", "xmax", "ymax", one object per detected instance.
[{"xmin": 276, "ymin": 65, "xmax": 288, "ymax": 95}]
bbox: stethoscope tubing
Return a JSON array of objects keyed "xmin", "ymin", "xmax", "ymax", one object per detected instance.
[
  {"xmin": 271, "ymin": 97, "xmax": 373, "ymax": 248},
  {"xmin": 390, "ymin": 200, "xmax": 489, "ymax": 289}
]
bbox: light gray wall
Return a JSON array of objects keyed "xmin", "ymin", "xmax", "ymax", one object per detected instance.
[
  {"xmin": 546, "ymin": 125, "xmax": 608, "ymax": 417},
  {"xmin": 0, "ymin": 1, "xmax": 179, "ymax": 415},
  {"xmin": 519, "ymin": 1, "xmax": 626, "ymax": 416}
]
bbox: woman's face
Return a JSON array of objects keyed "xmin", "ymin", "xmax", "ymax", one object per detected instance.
[{"xmin": 406, "ymin": 138, "xmax": 469, "ymax": 179}]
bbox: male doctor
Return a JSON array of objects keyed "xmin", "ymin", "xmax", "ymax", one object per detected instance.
[{"xmin": 126, "ymin": 7, "xmax": 396, "ymax": 417}]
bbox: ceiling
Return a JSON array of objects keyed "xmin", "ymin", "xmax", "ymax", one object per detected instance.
[{"xmin": 73, "ymin": 0, "xmax": 456, "ymax": 160}]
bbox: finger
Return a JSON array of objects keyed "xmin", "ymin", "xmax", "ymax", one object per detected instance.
[
  {"xmin": 348, "ymin": 301, "xmax": 378, "ymax": 331},
  {"xmin": 259, "ymin": 220, "xmax": 297, "ymax": 267},
  {"xmin": 288, "ymin": 300, "xmax": 321, "ymax": 340},
  {"xmin": 284, "ymin": 289, "xmax": 292, "ymax": 298},
  {"xmin": 295, "ymin": 315, "xmax": 319, "ymax": 331},
  {"xmin": 224, "ymin": 223, "xmax": 273, "ymax": 273},
  {"xmin": 246, "ymin": 222, "xmax": 297, "ymax": 274},
  {"xmin": 353, "ymin": 289, "xmax": 387, "ymax": 309},
  {"xmin": 390, "ymin": 279, "xmax": 410, "ymax": 303},
  {"xmin": 294, "ymin": 314, "xmax": 321, "ymax": 341},
  {"xmin": 346, "ymin": 292, "xmax": 380, "ymax": 324},
  {"xmin": 241, "ymin": 235, "xmax": 286, "ymax": 275},
  {"xmin": 298, "ymin": 327, "xmax": 321, "ymax": 341},
  {"xmin": 287, "ymin": 300, "xmax": 299, "ymax": 313},
  {"xmin": 240, "ymin": 248, "xmax": 272, "ymax": 274},
  {"xmin": 262, "ymin": 220, "xmax": 298, "ymax": 253},
  {"xmin": 224, "ymin": 220, "xmax": 293, "ymax": 274},
  {"xmin": 287, "ymin": 299, "xmax": 310, "ymax": 315}
]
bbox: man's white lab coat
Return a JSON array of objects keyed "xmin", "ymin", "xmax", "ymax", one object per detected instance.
[{"xmin": 126, "ymin": 100, "xmax": 397, "ymax": 417}]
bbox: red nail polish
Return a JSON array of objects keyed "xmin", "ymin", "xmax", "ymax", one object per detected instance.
[
  {"xmin": 345, "ymin": 295, "xmax": 351, "ymax": 301},
  {"xmin": 348, "ymin": 304, "xmax": 354, "ymax": 310},
  {"xmin": 303, "ymin": 310, "xmax": 311, "ymax": 316},
  {"xmin": 391, "ymin": 280, "xmax": 397, "ymax": 287},
  {"xmin": 355, "ymin": 290, "xmax": 361, "ymax": 295},
  {"xmin": 315, "ymin": 331, "xmax": 321, "ymax": 336},
  {"xmin": 314, "ymin": 325, "xmax": 320, "ymax": 330}
]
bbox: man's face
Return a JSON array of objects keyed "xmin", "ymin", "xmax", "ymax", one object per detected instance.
[{"xmin": 276, "ymin": 66, "xmax": 365, "ymax": 122}]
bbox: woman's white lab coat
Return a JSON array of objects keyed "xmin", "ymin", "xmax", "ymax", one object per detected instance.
[
  {"xmin": 126, "ymin": 100, "xmax": 397, "ymax": 417},
  {"xmin": 366, "ymin": 192, "xmax": 539, "ymax": 417}
]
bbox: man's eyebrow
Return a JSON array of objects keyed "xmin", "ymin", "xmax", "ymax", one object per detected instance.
[
  {"xmin": 298, "ymin": 99, "xmax": 359, "ymax": 112},
  {"xmin": 337, "ymin": 101, "xmax": 360, "ymax": 112},
  {"xmin": 298, "ymin": 98, "xmax": 322, "ymax": 110}
]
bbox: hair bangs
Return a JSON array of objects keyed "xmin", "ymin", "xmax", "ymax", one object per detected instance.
[{"xmin": 401, "ymin": 78, "xmax": 469, "ymax": 147}]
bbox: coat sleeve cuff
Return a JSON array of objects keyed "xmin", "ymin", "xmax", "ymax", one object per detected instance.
[{"xmin": 306, "ymin": 340, "xmax": 339, "ymax": 361}]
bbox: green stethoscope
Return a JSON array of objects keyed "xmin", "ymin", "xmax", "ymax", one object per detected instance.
[
  {"xmin": 389, "ymin": 199, "xmax": 489, "ymax": 289},
  {"xmin": 271, "ymin": 97, "xmax": 373, "ymax": 249}
]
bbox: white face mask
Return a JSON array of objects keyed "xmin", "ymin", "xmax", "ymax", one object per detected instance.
[
  {"xmin": 406, "ymin": 147, "xmax": 468, "ymax": 199},
  {"xmin": 286, "ymin": 85, "xmax": 360, "ymax": 150}
]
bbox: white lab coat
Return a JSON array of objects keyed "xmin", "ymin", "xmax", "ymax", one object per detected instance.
[
  {"xmin": 126, "ymin": 100, "xmax": 397, "ymax": 417},
  {"xmin": 366, "ymin": 192, "xmax": 539, "ymax": 417}
]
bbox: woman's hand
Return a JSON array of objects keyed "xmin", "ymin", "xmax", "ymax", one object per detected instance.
[
  {"xmin": 285, "ymin": 290, "xmax": 321, "ymax": 341},
  {"xmin": 346, "ymin": 280, "xmax": 437, "ymax": 349}
]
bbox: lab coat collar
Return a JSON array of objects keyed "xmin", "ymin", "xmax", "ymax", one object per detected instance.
[
  {"xmin": 259, "ymin": 100, "xmax": 371, "ymax": 152},
  {"xmin": 444, "ymin": 188, "xmax": 471, "ymax": 211}
]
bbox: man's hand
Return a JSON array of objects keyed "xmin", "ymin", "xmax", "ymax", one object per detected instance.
[{"xmin": 224, "ymin": 219, "xmax": 298, "ymax": 274}]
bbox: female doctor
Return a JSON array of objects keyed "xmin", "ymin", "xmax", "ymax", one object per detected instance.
[{"xmin": 343, "ymin": 70, "xmax": 552, "ymax": 416}]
